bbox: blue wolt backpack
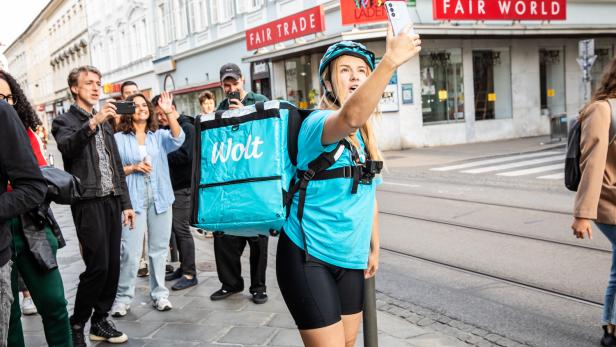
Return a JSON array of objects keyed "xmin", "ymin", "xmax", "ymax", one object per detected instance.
[
  {"xmin": 190, "ymin": 101, "xmax": 310, "ymax": 237},
  {"xmin": 190, "ymin": 100, "xmax": 383, "ymax": 242}
]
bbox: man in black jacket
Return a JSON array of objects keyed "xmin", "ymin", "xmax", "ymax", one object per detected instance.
[
  {"xmin": 51, "ymin": 66, "xmax": 135, "ymax": 347},
  {"xmin": 0, "ymin": 100, "xmax": 48, "ymax": 346},
  {"xmin": 152, "ymin": 95, "xmax": 198, "ymax": 291}
]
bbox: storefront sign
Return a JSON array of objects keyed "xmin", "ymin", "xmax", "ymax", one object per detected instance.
[
  {"xmin": 103, "ymin": 83, "xmax": 121, "ymax": 94},
  {"xmin": 252, "ymin": 62, "xmax": 270, "ymax": 80},
  {"xmin": 377, "ymin": 57, "xmax": 399, "ymax": 112},
  {"xmin": 341, "ymin": 0, "xmax": 387, "ymax": 25},
  {"xmin": 246, "ymin": 6, "xmax": 325, "ymax": 51},
  {"xmin": 401, "ymin": 84, "xmax": 414, "ymax": 104},
  {"xmin": 433, "ymin": 0, "xmax": 566, "ymax": 20}
]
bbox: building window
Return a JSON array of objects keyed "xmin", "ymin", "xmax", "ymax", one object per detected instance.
[
  {"xmin": 420, "ymin": 48, "xmax": 464, "ymax": 124},
  {"xmin": 285, "ymin": 55, "xmax": 316, "ymax": 109},
  {"xmin": 157, "ymin": 3, "xmax": 172, "ymax": 46},
  {"xmin": 174, "ymin": 0, "xmax": 188, "ymax": 39},
  {"xmin": 212, "ymin": 0, "xmax": 234, "ymax": 22},
  {"xmin": 539, "ymin": 48, "xmax": 566, "ymax": 116},
  {"xmin": 188, "ymin": 0, "xmax": 208, "ymax": 32},
  {"xmin": 236, "ymin": 0, "xmax": 263, "ymax": 14},
  {"xmin": 591, "ymin": 47, "xmax": 614, "ymax": 94},
  {"xmin": 473, "ymin": 48, "xmax": 512, "ymax": 120}
]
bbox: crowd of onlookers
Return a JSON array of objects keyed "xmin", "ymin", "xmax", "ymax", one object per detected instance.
[{"xmin": 0, "ymin": 60, "xmax": 272, "ymax": 347}]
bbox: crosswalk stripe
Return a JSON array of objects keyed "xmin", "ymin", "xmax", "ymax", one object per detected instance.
[
  {"xmin": 462, "ymin": 155, "xmax": 564, "ymax": 174},
  {"xmin": 497, "ymin": 163, "xmax": 564, "ymax": 177},
  {"xmin": 538, "ymin": 172, "xmax": 565, "ymax": 180},
  {"xmin": 430, "ymin": 151, "xmax": 562, "ymax": 172}
]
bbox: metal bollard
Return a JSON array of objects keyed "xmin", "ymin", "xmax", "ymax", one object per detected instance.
[{"xmin": 363, "ymin": 276, "xmax": 378, "ymax": 347}]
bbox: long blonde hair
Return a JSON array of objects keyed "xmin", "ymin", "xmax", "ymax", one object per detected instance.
[{"xmin": 318, "ymin": 57, "xmax": 382, "ymax": 161}]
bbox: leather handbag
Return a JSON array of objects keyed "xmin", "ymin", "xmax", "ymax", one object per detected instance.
[
  {"xmin": 40, "ymin": 165, "xmax": 82, "ymax": 205},
  {"xmin": 20, "ymin": 206, "xmax": 58, "ymax": 272}
]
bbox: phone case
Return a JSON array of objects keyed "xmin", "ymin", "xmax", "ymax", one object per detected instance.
[{"xmin": 385, "ymin": 1, "xmax": 415, "ymax": 36}]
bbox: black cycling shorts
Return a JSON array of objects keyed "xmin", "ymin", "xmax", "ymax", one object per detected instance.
[{"xmin": 276, "ymin": 232, "xmax": 365, "ymax": 330}]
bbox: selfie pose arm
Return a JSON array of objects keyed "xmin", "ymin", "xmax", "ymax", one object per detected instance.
[{"xmin": 322, "ymin": 25, "xmax": 421, "ymax": 145}]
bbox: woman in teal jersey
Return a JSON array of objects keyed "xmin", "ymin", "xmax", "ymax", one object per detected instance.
[{"xmin": 277, "ymin": 25, "xmax": 421, "ymax": 347}]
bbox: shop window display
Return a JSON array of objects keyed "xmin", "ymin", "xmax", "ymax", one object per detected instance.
[
  {"xmin": 473, "ymin": 48, "xmax": 512, "ymax": 120},
  {"xmin": 420, "ymin": 48, "xmax": 464, "ymax": 124},
  {"xmin": 285, "ymin": 55, "xmax": 317, "ymax": 109},
  {"xmin": 539, "ymin": 48, "xmax": 566, "ymax": 116}
]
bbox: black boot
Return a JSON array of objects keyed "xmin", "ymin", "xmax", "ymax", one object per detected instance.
[
  {"xmin": 71, "ymin": 324, "xmax": 87, "ymax": 347},
  {"xmin": 601, "ymin": 325, "xmax": 616, "ymax": 347}
]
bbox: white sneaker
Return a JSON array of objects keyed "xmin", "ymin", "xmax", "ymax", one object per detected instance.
[
  {"xmin": 21, "ymin": 297, "xmax": 37, "ymax": 315},
  {"xmin": 153, "ymin": 297, "xmax": 172, "ymax": 312},
  {"xmin": 110, "ymin": 302, "xmax": 130, "ymax": 317}
]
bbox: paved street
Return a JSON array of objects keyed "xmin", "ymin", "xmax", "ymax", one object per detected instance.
[
  {"xmin": 18, "ymin": 136, "xmax": 604, "ymax": 347},
  {"xmin": 19, "ymin": 142, "xmax": 474, "ymax": 347}
]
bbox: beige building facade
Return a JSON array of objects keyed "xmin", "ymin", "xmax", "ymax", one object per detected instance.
[{"xmin": 4, "ymin": 0, "xmax": 89, "ymax": 129}]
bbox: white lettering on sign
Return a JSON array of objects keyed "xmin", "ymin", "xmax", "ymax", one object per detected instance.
[
  {"xmin": 478, "ymin": 0, "xmax": 486, "ymax": 14},
  {"xmin": 211, "ymin": 135, "xmax": 264, "ymax": 164},
  {"xmin": 515, "ymin": 1, "xmax": 526, "ymax": 15},
  {"xmin": 498, "ymin": 0, "xmax": 512, "ymax": 14}
]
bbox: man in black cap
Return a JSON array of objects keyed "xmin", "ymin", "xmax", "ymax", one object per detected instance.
[
  {"xmin": 217, "ymin": 63, "xmax": 268, "ymax": 110},
  {"xmin": 210, "ymin": 63, "xmax": 269, "ymax": 305}
]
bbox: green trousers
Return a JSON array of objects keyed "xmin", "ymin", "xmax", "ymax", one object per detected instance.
[{"xmin": 8, "ymin": 218, "xmax": 72, "ymax": 347}]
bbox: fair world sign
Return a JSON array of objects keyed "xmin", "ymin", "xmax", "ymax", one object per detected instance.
[{"xmin": 433, "ymin": 0, "xmax": 566, "ymax": 20}]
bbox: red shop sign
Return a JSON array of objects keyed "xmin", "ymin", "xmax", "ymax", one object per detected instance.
[
  {"xmin": 246, "ymin": 6, "xmax": 325, "ymax": 51},
  {"xmin": 340, "ymin": 0, "xmax": 388, "ymax": 26},
  {"xmin": 433, "ymin": 0, "xmax": 566, "ymax": 20}
]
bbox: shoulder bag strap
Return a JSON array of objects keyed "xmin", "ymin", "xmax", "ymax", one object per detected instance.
[{"xmin": 608, "ymin": 99, "xmax": 616, "ymax": 144}]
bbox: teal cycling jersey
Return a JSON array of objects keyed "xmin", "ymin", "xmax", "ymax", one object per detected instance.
[{"xmin": 283, "ymin": 110, "xmax": 381, "ymax": 270}]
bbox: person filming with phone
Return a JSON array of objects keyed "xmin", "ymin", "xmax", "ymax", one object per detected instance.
[
  {"xmin": 216, "ymin": 63, "xmax": 268, "ymax": 111},
  {"xmin": 51, "ymin": 65, "xmax": 135, "ymax": 346},
  {"xmin": 211, "ymin": 63, "xmax": 270, "ymax": 304}
]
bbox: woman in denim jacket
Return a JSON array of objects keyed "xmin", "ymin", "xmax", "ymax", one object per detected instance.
[{"xmin": 111, "ymin": 92, "xmax": 184, "ymax": 315}]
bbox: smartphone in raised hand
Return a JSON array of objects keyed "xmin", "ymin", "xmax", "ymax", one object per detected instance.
[{"xmin": 385, "ymin": 0, "xmax": 415, "ymax": 36}]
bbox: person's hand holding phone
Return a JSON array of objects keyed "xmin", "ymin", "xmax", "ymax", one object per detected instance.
[
  {"xmin": 227, "ymin": 92, "xmax": 243, "ymax": 110},
  {"xmin": 91, "ymin": 101, "xmax": 117, "ymax": 130}
]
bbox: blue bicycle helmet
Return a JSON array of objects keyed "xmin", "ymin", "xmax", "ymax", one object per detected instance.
[{"xmin": 319, "ymin": 41, "xmax": 376, "ymax": 89}]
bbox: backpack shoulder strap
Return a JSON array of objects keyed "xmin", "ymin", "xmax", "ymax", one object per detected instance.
[
  {"xmin": 287, "ymin": 139, "xmax": 351, "ymax": 261},
  {"xmin": 608, "ymin": 99, "xmax": 616, "ymax": 144}
]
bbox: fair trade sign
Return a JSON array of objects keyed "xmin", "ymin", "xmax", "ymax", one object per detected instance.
[
  {"xmin": 246, "ymin": 6, "xmax": 325, "ymax": 51},
  {"xmin": 433, "ymin": 0, "xmax": 566, "ymax": 20}
]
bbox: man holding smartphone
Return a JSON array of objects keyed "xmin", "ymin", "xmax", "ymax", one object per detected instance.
[
  {"xmin": 216, "ymin": 63, "xmax": 268, "ymax": 111},
  {"xmin": 212, "ymin": 63, "xmax": 270, "ymax": 304},
  {"xmin": 52, "ymin": 66, "xmax": 135, "ymax": 346}
]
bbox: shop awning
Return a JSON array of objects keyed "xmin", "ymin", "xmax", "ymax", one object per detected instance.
[{"xmin": 242, "ymin": 24, "xmax": 616, "ymax": 63}]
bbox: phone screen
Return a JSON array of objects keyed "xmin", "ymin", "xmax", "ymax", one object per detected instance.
[{"xmin": 385, "ymin": 1, "xmax": 415, "ymax": 36}]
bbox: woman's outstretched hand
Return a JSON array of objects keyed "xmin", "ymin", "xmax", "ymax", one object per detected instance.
[{"xmin": 382, "ymin": 23, "xmax": 422, "ymax": 68}]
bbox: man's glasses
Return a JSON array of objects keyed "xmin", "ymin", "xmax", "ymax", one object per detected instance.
[{"xmin": 0, "ymin": 94, "xmax": 17, "ymax": 106}]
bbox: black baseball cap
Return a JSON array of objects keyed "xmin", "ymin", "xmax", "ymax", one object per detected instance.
[{"xmin": 220, "ymin": 63, "xmax": 242, "ymax": 81}]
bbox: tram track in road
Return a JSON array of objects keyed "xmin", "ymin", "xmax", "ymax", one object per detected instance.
[
  {"xmin": 380, "ymin": 245, "xmax": 604, "ymax": 308},
  {"xmin": 378, "ymin": 185, "xmax": 571, "ymax": 216},
  {"xmin": 378, "ymin": 209, "xmax": 611, "ymax": 254}
]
